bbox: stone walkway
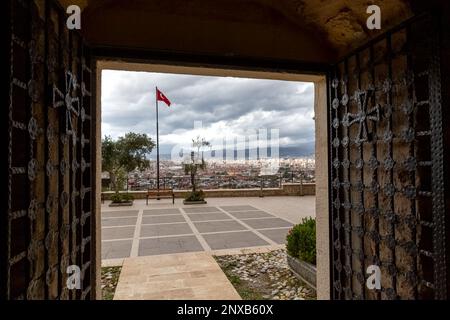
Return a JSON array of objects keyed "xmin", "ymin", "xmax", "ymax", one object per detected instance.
[
  {"xmin": 114, "ymin": 252, "xmax": 241, "ymax": 300},
  {"xmin": 102, "ymin": 202, "xmax": 298, "ymax": 264}
]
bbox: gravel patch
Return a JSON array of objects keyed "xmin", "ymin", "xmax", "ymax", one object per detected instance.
[{"xmin": 215, "ymin": 249, "xmax": 316, "ymax": 300}]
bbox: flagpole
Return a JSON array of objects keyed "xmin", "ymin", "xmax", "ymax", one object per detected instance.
[{"xmin": 156, "ymin": 86, "xmax": 160, "ymax": 195}]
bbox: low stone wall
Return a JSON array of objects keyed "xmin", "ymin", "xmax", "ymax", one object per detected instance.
[
  {"xmin": 287, "ymin": 255, "xmax": 317, "ymax": 292},
  {"xmin": 282, "ymin": 183, "xmax": 315, "ymax": 196},
  {"xmin": 101, "ymin": 183, "xmax": 315, "ymax": 200}
]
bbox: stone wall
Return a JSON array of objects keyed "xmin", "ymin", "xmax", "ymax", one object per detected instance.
[
  {"xmin": 101, "ymin": 183, "xmax": 315, "ymax": 200},
  {"xmin": 314, "ymin": 79, "xmax": 330, "ymax": 300}
]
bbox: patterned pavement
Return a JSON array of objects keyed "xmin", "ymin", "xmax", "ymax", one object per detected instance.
[{"xmin": 101, "ymin": 205, "xmax": 294, "ymax": 260}]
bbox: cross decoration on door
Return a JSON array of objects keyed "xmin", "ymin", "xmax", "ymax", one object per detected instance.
[
  {"xmin": 52, "ymin": 71, "xmax": 80, "ymax": 141},
  {"xmin": 342, "ymin": 88, "xmax": 380, "ymax": 145}
]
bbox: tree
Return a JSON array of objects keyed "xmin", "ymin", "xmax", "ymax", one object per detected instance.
[
  {"xmin": 183, "ymin": 137, "xmax": 210, "ymax": 200},
  {"xmin": 102, "ymin": 132, "xmax": 155, "ymax": 192}
]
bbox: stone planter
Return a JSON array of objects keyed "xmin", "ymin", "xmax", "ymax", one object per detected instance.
[
  {"xmin": 109, "ymin": 201, "xmax": 133, "ymax": 207},
  {"xmin": 183, "ymin": 200, "xmax": 207, "ymax": 205},
  {"xmin": 286, "ymin": 254, "xmax": 316, "ymax": 292}
]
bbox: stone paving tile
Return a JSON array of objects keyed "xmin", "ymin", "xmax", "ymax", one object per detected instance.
[
  {"xmin": 142, "ymin": 215, "xmax": 186, "ymax": 224},
  {"xmin": 203, "ymin": 231, "xmax": 269, "ymax": 250},
  {"xmin": 102, "ymin": 226, "xmax": 135, "ymax": 240},
  {"xmin": 228, "ymin": 210, "xmax": 274, "ymax": 220},
  {"xmin": 220, "ymin": 205, "xmax": 259, "ymax": 212},
  {"xmin": 101, "ymin": 217, "xmax": 137, "ymax": 227},
  {"xmin": 143, "ymin": 208, "xmax": 180, "ymax": 215},
  {"xmin": 102, "ymin": 240, "xmax": 132, "ymax": 259},
  {"xmin": 183, "ymin": 207, "xmax": 220, "ymax": 213},
  {"xmin": 140, "ymin": 223, "xmax": 193, "ymax": 237},
  {"xmin": 138, "ymin": 236, "xmax": 203, "ymax": 256},
  {"xmin": 194, "ymin": 220, "xmax": 247, "ymax": 233},
  {"xmin": 258, "ymin": 228, "xmax": 291, "ymax": 244},
  {"xmin": 102, "ymin": 210, "xmax": 139, "ymax": 218},
  {"xmin": 114, "ymin": 252, "xmax": 240, "ymax": 300},
  {"xmin": 243, "ymin": 217, "xmax": 293, "ymax": 229},
  {"xmin": 101, "ymin": 203, "xmax": 300, "ymax": 262},
  {"xmin": 187, "ymin": 212, "xmax": 231, "ymax": 222}
]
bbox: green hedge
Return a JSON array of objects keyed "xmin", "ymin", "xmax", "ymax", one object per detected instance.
[
  {"xmin": 286, "ymin": 217, "xmax": 316, "ymax": 265},
  {"xmin": 111, "ymin": 192, "xmax": 134, "ymax": 203}
]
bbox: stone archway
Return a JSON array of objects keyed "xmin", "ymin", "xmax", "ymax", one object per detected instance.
[{"xmin": 4, "ymin": 0, "xmax": 450, "ymax": 300}]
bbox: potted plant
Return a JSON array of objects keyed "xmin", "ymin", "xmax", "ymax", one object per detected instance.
[
  {"xmin": 183, "ymin": 137, "xmax": 210, "ymax": 205},
  {"xmin": 286, "ymin": 217, "xmax": 317, "ymax": 292},
  {"xmin": 109, "ymin": 169, "xmax": 135, "ymax": 207},
  {"xmin": 109, "ymin": 192, "xmax": 134, "ymax": 207}
]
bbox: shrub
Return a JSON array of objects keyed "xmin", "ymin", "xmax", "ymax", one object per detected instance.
[
  {"xmin": 286, "ymin": 217, "xmax": 316, "ymax": 265},
  {"xmin": 110, "ymin": 193, "xmax": 134, "ymax": 203},
  {"xmin": 185, "ymin": 190, "xmax": 205, "ymax": 201},
  {"xmin": 110, "ymin": 193, "xmax": 122, "ymax": 203},
  {"xmin": 121, "ymin": 193, "xmax": 134, "ymax": 202}
]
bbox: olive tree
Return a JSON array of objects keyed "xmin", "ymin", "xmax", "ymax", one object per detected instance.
[
  {"xmin": 102, "ymin": 132, "xmax": 155, "ymax": 193},
  {"xmin": 183, "ymin": 137, "xmax": 211, "ymax": 200}
]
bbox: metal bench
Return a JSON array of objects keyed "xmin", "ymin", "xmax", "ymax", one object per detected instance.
[{"xmin": 146, "ymin": 188, "xmax": 175, "ymax": 205}]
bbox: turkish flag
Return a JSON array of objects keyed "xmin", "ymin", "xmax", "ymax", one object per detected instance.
[{"xmin": 156, "ymin": 88, "xmax": 171, "ymax": 107}]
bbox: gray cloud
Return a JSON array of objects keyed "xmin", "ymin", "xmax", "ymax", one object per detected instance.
[{"xmin": 101, "ymin": 70, "xmax": 315, "ymax": 154}]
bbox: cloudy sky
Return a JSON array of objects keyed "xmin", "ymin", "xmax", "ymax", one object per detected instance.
[{"xmin": 101, "ymin": 70, "xmax": 315, "ymax": 157}]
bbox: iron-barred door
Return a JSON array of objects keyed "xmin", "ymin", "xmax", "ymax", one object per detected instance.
[
  {"xmin": 329, "ymin": 15, "xmax": 447, "ymax": 300},
  {"xmin": 5, "ymin": 0, "xmax": 93, "ymax": 299}
]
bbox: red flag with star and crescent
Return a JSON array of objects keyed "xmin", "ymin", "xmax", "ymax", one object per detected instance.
[{"xmin": 156, "ymin": 88, "xmax": 171, "ymax": 107}]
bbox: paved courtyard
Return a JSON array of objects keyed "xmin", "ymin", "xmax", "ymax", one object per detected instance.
[{"xmin": 101, "ymin": 196, "xmax": 315, "ymax": 264}]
